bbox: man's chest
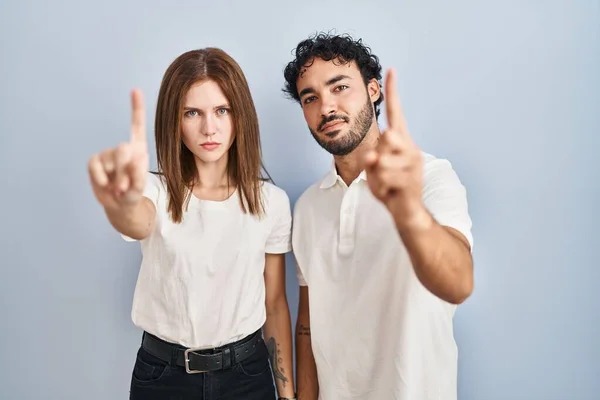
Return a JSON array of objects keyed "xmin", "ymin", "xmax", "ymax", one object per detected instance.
[
  {"xmin": 295, "ymin": 193, "xmax": 410, "ymax": 286},
  {"xmin": 305, "ymin": 191, "xmax": 397, "ymax": 249}
]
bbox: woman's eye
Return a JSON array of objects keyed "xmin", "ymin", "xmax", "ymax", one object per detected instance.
[{"xmin": 217, "ymin": 108, "xmax": 229, "ymax": 115}]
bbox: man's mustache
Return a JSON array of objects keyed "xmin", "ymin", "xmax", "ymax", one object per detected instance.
[{"xmin": 318, "ymin": 114, "xmax": 349, "ymax": 132}]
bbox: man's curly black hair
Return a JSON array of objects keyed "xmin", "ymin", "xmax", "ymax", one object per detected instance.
[{"xmin": 283, "ymin": 32, "xmax": 384, "ymax": 119}]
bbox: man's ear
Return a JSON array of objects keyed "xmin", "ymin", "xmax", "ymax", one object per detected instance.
[{"xmin": 367, "ymin": 78, "xmax": 381, "ymax": 103}]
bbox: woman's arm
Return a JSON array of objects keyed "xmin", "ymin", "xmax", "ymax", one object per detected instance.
[{"xmin": 263, "ymin": 252, "xmax": 296, "ymax": 399}]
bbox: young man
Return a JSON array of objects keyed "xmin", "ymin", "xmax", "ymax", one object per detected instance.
[{"xmin": 283, "ymin": 33, "xmax": 474, "ymax": 400}]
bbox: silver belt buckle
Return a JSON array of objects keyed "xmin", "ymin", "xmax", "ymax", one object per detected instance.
[{"xmin": 184, "ymin": 348, "xmax": 208, "ymax": 374}]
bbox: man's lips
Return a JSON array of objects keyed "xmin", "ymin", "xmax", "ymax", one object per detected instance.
[{"xmin": 320, "ymin": 120, "xmax": 346, "ymax": 132}]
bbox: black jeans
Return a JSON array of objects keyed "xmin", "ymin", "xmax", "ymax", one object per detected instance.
[{"xmin": 129, "ymin": 332, "xmax": 276, "ymax": 400}]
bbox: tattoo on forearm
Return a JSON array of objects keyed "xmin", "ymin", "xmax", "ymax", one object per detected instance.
[
  {"xmin": 266, "ymin": 337, "xmax": 288, "ymax": 386},
  {"xmin": 297, "ymin": 324, "xmax": 311, "ymax": 336}
]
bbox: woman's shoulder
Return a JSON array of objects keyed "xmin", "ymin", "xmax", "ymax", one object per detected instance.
[
  {"xmin": 145, "ymin": 171, "xmax": 169, "ymax": 193},
  {"xmin": 260, "ymin": 180, "xmax": 290, "ymax": 204},
  {"xmin": 259, "ymin": 181, "xmax": 291, "ymax": 218},
  {"xmin": 147, "ymin": 171, "xmax": 166, "ymax": 184},
  {"xmin": 139, "ymin": 171, "xmax": 169, "ymax": 207}
]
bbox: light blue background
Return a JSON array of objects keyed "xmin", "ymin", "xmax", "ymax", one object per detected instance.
[{"xmin": 1, "ymin": 0, "xmax": 598, "ymax": 399}]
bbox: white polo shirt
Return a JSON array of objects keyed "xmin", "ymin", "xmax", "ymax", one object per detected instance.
[
  {"xmin": 293, "ymin": 152, "xmax": 473, "ymax": 400},
  {"xmin": 124, "ymin": 172, "xmax": 292, "ymax": 349}
]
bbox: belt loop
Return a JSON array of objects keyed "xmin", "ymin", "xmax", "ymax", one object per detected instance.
[
  {"xmin": 170, "ymin": 346, "xmax": 179, "ymax": 367},
  {"xmin": 231, "ymin": 340, "xmax": 241, "ymax": 364},
  {"xmin": 222, "ymin": 346, "xmax": 232, "ymax": 370}
]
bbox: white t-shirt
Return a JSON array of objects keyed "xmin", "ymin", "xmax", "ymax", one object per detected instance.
[
  {"xmin": 124, "ymin": 172, "xmax": 292, "ymax": 349},
  {"xmin": 293, "ymin": 152, "xmax": 473, "ymax": 400}
]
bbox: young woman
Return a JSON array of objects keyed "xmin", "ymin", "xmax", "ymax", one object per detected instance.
[{"xmin": 87, "ymin": 48, "xmax": 296, "ymax": 400}]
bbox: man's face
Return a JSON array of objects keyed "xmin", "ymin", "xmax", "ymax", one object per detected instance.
[{"xmin": 296, "ymin": 58, "xmax": 379, "ymax": 156}]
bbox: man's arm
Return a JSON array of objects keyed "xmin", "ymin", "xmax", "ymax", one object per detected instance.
[
  {"xmin": 263, "ymin": 253, "xmax": 296, "ymax": 399},
  {"xmin": 395, "ymin": 207, "xmax": 473, "ymax": 304},
  {"xmin": 363, "ymin": 68, "xmax": 473, "ymax": 305},
  {"xmin": 296, "ymin": 285, "xmax": 319, "ymax": 400}
]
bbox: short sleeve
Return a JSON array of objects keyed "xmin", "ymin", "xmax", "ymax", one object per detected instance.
[
  {"xmin": 291, "ymin": 193, "xmax": 310, "ymax": 286},
  {"xmin": 422, "ymin": 158, "xmax": 474, "ymax": 250},
  {"xmin": 296, "ymin": 258, "xmax": 308, "ymax": 286},
  {"xmin": 265, "ymin": 186, "xmax": 292, "ymax": 254},
  {"xmin": 121, "ymin": 172, "xmax": 162, "ymax": 242}
]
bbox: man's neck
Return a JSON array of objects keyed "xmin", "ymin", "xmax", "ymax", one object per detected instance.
[{"xmin": 334, "ymin": 125, "xmax": 380, "ymax": 186}]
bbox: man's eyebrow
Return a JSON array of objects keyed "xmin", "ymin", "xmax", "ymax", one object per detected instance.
[
  {"xmin": 325, "ymin": 74, "xmax": 351, "ymax": 86},
  {"xmin": 298, "ymin": 87, "xmax": 315, "ymax": 98},
  {"xmin": 298, "ymin": 74, "xmax": 352, "ymax": 99}
]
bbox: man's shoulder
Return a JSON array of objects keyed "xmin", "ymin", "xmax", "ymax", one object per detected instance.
[
  {"xmin": 421, "ymin": 151, "xmax": 461, "ymax": 177},
  {"xmin": 293, "ymin": 173, "xmax": 331, "ymax": 215},
  {"xmin": 421, "ymin": 151, "xmax": 446, "ymax": 167}
]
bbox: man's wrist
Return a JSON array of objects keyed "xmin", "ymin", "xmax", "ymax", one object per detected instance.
[{"xmin": 393, "ymin": 202, "xmax": 433, "ymax": 235}]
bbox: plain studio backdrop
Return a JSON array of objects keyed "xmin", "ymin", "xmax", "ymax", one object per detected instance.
[{"xmin": 0, "ymin": 0, "xmax": 598, "ymax": 399}]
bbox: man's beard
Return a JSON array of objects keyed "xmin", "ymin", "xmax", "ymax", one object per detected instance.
[{"xmin": 309, "ymin": 97, "xmax": 374, "ymax": 156}]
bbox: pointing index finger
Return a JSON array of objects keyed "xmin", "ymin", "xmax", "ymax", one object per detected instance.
[
  {"xmin": 130, "ymin": 89, "xmax": 147, "ymax": 144},
  {"xmin": 384, "ymin": 68, "xmax": 408, "ymax": 135}
]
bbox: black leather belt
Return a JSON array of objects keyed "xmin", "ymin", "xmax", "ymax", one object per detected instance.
[{"xmin": 141, "ymin": 329, "xmax": 262, "ymax": 374}]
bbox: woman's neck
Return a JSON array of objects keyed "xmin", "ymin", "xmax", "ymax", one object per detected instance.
[
  {"xmin": 194, "ymin": 155, "xmax": 231, "ymax": 189},
  {"xmin": 192, "ymin": 155, "xmax": 235, "ymax": 201}
]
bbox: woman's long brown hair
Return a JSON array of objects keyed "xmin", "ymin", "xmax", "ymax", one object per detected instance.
[{"xmin": 154, "ymin": 48, "xmax": 270, "ymax": 223}]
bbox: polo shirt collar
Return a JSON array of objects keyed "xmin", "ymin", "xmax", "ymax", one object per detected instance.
[{"xmin": 319, "ymin": 159, "xmax": 367, "ymax": 189}]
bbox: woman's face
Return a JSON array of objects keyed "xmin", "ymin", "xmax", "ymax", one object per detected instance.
[{"xmin": 180, "ymin": 79, "xmax": 235, "ymax": 166}]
